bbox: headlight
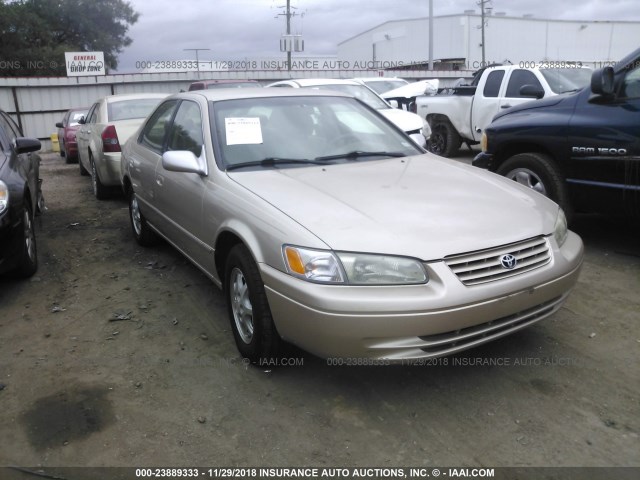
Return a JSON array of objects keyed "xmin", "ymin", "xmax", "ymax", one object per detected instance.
[
  {"xmin": 0, "ymin": 180, "xmax": 9, "ymax": 215},
  {"xmin": 283, "ymin": 246, "xmax": 345, "ymax": 283},
  {"xmin": 337, "ymin": 252, "xmax": 428, "ymax": 285},
  {"xmin": 480, "ymin": 132, "xmax": 488, "ymax": 152},
  {"xmin": 553, "ymin": 208, "xmax": 568, "ymax": 247},
  {"xmin": 283, "ymin": 245, "xmax": 428, "ymax": 285}
]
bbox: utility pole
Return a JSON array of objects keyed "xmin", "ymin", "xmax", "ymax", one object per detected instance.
[
  {"xmin": 184, "ymin": 48, "xmax": 210, "ymax": 78},
  {"xmin": 478, "ymin": 0, "xmax": 492, "ymax": 65},
  {"xmin": 428, "ymin": 0, "xmax": 433, "ymax": 70},
  {"xmin": 276, "ymin": 0, "xmax": 297, "ymax": 72}
]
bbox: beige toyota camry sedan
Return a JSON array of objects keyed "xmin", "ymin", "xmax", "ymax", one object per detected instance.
[{"xmin": 120, "ymin": 89, "xmax": 583, "ymax": 363}]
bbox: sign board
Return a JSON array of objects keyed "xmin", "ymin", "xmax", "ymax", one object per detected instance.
[{"xmin": 64, "ymin": 52, "xmax": 106, "ymax": 76}]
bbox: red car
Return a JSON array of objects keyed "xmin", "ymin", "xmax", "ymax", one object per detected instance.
[{"xmin": 56, "ymin": 107, "xmax": 88, "ymax": 163}]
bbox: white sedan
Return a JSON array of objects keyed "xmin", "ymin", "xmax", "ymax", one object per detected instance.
[{"xmin": 76, "ymin": 93, "xmax": 168, "ymax": 199}]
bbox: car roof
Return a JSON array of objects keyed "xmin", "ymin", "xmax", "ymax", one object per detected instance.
[
  {"xmin": 353, "ymin": 77, "xmax": 407, "ymax": 82},
  {"xmin": 101, "ymin": 93, "xmax": 170, "ymax": 103},
  {"xmin": 173, "ymin": 88, "xmax": 353, "ymax": 102},
  {"xmin": 277, "ymin": 78, "xmax": 361, "ymax": 87},
  {"xmin": 192, "ymin": 79, "xmax": 259, "ymax": 85}
]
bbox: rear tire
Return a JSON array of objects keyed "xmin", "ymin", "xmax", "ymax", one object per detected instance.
[
  {"xmin": 497, "ymin": 152, "xmax": 572, "ymax": 220},
  {"xmin": 427, "ymin": 120, "xmax": 461, "ymax": 158},
  {"xmin": 225, "ymin": 244, "xmax": 280, "ymax": 363},
  {"xmin": 13, "ymin": 201, "xmax": 38, "ymax": 278}
]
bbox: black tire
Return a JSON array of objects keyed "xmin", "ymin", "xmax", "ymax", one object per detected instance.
[
  {"xmin": 90, "ymin": 153, "xmax": 109, "ymax": 200},
  {"xmin": 59, "ymin": 141, "xmax": 66, "ymax": 158},
  {"xmin": 128, "ymin": 191, "xmax": 158, "ymax": 247},
  {"xmin": 225, "ymin": 244, "xmax": 280, "ymax": 363},
  {"xmin": 13, "ymin": 201, "xmax": 38, "ymax": 278},
  {"xmin": 79, "ymin": 155, "xmax": 89, "ymax": 176},
  {"xmin": 496, "ymin": 152, "xmax": 572, "ymax": 219},
  {"xmin": 427, "ymin": 120, "xmax": 461, "ymax": 157}
]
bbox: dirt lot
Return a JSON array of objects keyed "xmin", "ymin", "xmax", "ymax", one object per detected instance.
[{"xmin": 1, "ymin": 153, "xmax": 639, "ymax": 475}]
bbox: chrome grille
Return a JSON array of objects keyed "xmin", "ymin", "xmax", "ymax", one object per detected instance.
[{"xmin": 445, "ymin": 236, "xmax": 551, "ymax": 286}]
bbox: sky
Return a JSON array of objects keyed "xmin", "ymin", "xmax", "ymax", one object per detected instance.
[{"xmin": 116, "ymin": 0, "xmax": 640, "ymax": 72}]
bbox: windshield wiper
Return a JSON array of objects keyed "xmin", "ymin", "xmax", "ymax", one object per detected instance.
[
  {"xmin": 314, "ymin": 151, "xmax": 407, "ymax": 162},
  {"xmin": 226, "ymin": 157, "xmax": 327, "ymax": 171}
]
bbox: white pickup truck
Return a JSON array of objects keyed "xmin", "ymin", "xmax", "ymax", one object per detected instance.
[{"xmin": 417, "ymin": 65, "xmax": 592, "ymax": 157}]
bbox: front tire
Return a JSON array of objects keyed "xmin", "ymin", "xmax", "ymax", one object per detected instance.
[
  {"xmin": 129, "ymin": 191, "xmax": 158, "ymax": 246},
  {"xmin": 225, "ymin": 244, "xmax": 280, "ymax": 362},
  {"xmin": 497, "ymin": 152, "xmax": 572, "ymax": 218},
  {"xmin": 13, "ymin": 202, "xmax": 38, "ymax": 278},
  {"xmin": 427, "ymin": 120, "xmax": 461, "ymax": 157}
]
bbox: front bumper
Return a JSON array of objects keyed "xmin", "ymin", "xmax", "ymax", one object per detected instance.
[
  {"xmin": 0, "ymin": 210, "xmax": 24, "ymax": 275},
  {"xmin": 473, "ymin": 151, "xmax": 494, "ymax": 169},
  {"xmin": 262, "ymin": 232, "xmax": 583, "ymax": 360}
]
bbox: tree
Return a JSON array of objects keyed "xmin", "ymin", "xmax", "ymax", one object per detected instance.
[{"xmin": 0, "ymin": 0, "xmax": 139, "ymax": 76}]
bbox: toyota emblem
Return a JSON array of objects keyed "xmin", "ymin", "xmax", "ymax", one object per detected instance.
[{"xmin": 500, "ymin": 254, "xmax": 517, "ymax": 270}]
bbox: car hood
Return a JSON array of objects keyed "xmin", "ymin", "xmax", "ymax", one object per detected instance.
[
  {"xmin": 378, "ymin": 108, "xmax": 424, "ymax": 133},
  {"xmin": 228, "ymin": 155, "xmax": 558, "ymax": 260},
  {"xmin": 493, "ymin": 90, "xmax": 580, "ymax": 121}
]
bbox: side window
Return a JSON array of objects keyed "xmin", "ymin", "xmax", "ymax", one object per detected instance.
[
  {"xmin": 1, "ymin": 112, "xmax": 22, "ymax": 138},
  {"xmin": 88, "ymin": 104, "xmax": 100, "ymax": 124},
  {"xmin": 505, "ymin": 70, "xmax": 543, "ymax": 98},
  {"xmin": 84, "ymin": 104, "xmax": 97, "ymax": 125},
  {"xmin": 483, "ymin": 70, "xmax": 505, "ymax": 97},
  {"xmin": 167, "ymin": 101, "xmax": 204, "ymax": 157},
  {"xmin": 140, "ymin": 100, "xmax": 178, "ymax": 154},
  {"xmin": 620, "ymin": 65, "xmax": 640, "ymax": 99}
]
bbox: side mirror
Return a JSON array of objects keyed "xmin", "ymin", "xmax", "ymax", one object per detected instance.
[
  {"xmin": 519, "ymin": 84, "xmax": 545, "ymax": 99},
  {"xmin": 13, "ymin": 137, "xmax": 42, "ymax": 154},
  {"xmin": 78, "ymin": 116, "xmax": 86, "ymax": 125},
  {"xmin": 162, "ymin": 150, "xmax": 207, "ymax": 176},
  {"xmin": 591, "ymin": 67, "xmax": 615, "ymax": 96},
  {"xmin": 55, "ymin": 122, "xmax": 63, "ymax": 128}
]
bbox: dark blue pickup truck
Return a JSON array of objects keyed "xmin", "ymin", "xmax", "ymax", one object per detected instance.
[{"xmin": 474, "ymin": 47, "xmax": 640, "ymax": 220}]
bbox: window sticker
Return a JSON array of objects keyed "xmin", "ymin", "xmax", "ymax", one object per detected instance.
[{"xmin": 225, "ymin": 117, "xmax": 263, "ymax": 145}]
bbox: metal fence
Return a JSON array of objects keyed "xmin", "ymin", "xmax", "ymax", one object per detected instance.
[{"xmin": 0, "ymin": 69, "xmax": 470, "ymax": 151}]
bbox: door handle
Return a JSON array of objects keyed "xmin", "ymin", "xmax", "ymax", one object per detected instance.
[{"xmin": 501, "ymin": 104, "xmax": 512, "ymax": 109}]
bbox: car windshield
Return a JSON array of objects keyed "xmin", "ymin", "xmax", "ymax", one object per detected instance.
[
  {"xmin": 362, "ymin": 80, "xmax": 408, "ymax": 94},
  {"xmin": 212, "ymin": 95, "xmax": 422, "ymax": 170},
  {"xmin": 108, "ymin": 98, "xmax": 163, "ymax": 121},
  {"xmin": 301, "ymin": 84, "xmax": 390, "ymax": 110},
  {"xmin": 540, "ymin": 68, "xmax": 593, "ymax": 93}
]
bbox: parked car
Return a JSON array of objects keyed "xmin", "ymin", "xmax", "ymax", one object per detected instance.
[
  {"xmin": 120, "ymin": 88, "xmax": 583, "ymax": 362},
  {"xmin": 416, "ymin": 65, "xmax": 592, "ymax": 157},
  {"xmin": 266, "ymin": 78, "xmax": 430, "ymax": 146},
  {"xmin": 76, "ymin": 93, "xmax": 168, "ymax": 199},
  {"xmin": 0, "ymin": 109, "xmax": 44, "ymax": 278},
  {"xmin": 474, "ymin": 47, "xmax": 640, "ymax": 220},
  {"xmin": 352, "ymin": 77, "xmax": 409, "ymax": 95},
  {"xmin": 188, "ymin": 80, "xmax": 261, "ymax": 91},
  {"xmin": 55, "ymin": 107, "xmax": 89, "ymax": 163}
]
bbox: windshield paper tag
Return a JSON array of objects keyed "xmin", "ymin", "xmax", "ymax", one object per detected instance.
[{"xmin": 225, "ymin": 117, "xmax": 263, "ymax": 145}]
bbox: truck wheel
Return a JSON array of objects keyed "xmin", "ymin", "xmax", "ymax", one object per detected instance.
[
  {"xmin": 427, "ymin": 121, "xmax": 461, "ymax": 158},
  {"xmin": 225, "ymin": 244, "xmax": 281, "ymax": 363},
  {"xmin": 497, "ymin": 153, "xmax": 572, "ymax": 218}
]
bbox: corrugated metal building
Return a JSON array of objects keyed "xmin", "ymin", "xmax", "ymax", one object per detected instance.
[{"xmin": 337, "ymin": 13, "xmax": 639, "ymax": 71}]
